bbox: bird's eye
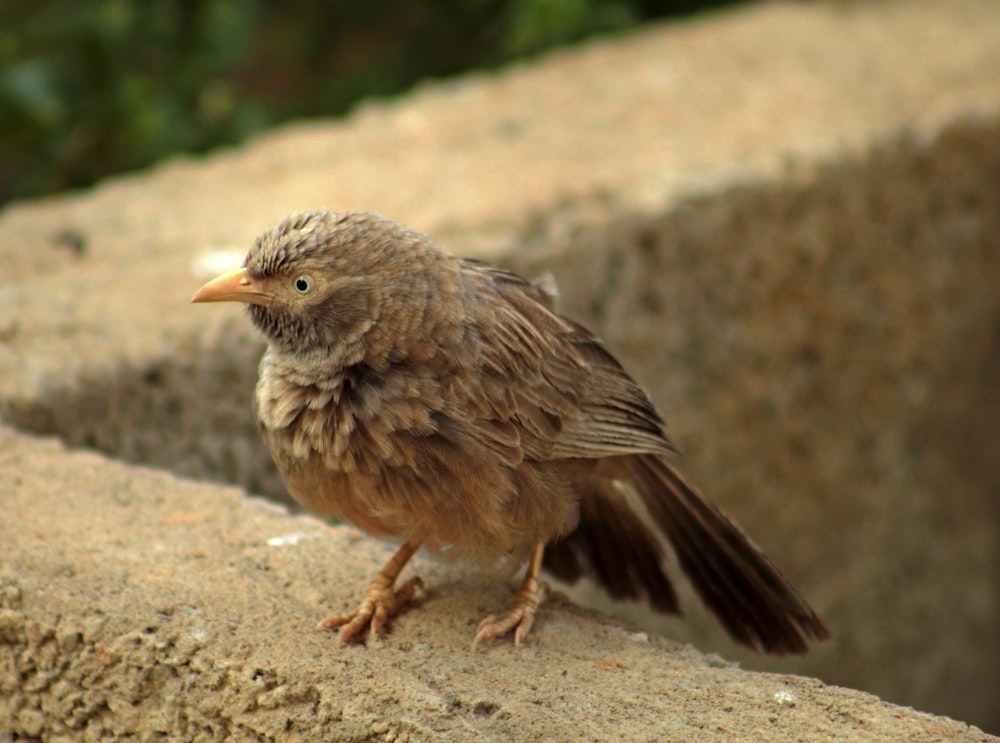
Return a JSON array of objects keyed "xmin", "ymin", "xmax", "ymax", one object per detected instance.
[{"xmin": 292, "ymin": 274, "xmax": 314, "ymax": 295}]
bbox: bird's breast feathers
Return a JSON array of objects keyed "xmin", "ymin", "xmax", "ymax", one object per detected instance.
[{"xmin": 255, "ymin": 351, "xmax": 433, "ymax": 474}]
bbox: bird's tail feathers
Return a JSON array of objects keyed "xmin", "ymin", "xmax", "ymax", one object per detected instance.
[
  {"xmin": 623, "ymin": 454, "xmax": 829, "ymax": 654},
  {"xmin": 544, "ymin": 476, "xmax": 680, "ymax": 614}
]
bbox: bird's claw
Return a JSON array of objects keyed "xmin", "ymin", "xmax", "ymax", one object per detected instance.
[
  {"xmin": 319, "ymin": 575, "xmax": 424, "ymax": 644},
  {"xmin": 471, "ymin": 578, "xmax": 548, "ymax": 650}
]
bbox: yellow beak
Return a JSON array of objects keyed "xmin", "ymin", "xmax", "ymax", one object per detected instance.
[{"xmin": 191, "ymin": 268, "xmax": 270, "ymax": 305}]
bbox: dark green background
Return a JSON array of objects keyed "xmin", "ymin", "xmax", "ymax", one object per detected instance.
[{"xmin": 1, "ymin": 0, "xmax": 746, "ymax": 207}]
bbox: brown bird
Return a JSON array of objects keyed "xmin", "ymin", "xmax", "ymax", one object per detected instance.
[{"xmin": 192, "ymin": 210, "xmax": 829, "ymax": 653}]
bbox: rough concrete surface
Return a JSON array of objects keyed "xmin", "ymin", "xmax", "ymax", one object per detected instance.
[
  {"xmin": 2, "ymin": 0, "xmax": 999, "ymax": 739},
  {"xmin": 1, "ymin": 428, "xmax": 992, "ymax": 742}
]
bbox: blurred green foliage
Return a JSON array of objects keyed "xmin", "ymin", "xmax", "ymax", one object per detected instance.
[{"xmin": 0, "ymin": 0, "xmax": 742, "ymax": 206}]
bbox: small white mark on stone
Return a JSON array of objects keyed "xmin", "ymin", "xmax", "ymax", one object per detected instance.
[
  {"xmin": 627, "ymin": 631, "xmax": 649, "ymax": 643},
  {"xmin": 191, "ymin": 248, "xmax": 246, "ymax": 279},
  {"xmin": 266, "ymin": 533, "xmax": 317, "ymax": 547},
  {"xmin": 774, "ymin": 688, "xmax": 796, "ymax": 705}
]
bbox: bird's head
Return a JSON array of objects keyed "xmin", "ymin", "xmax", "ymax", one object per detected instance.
[{"xmin": 192, "ymin": 211, "xmax": 451, "ymax": 365}]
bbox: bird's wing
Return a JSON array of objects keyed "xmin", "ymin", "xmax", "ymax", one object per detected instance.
[{"xmin": 455, "ymin": 260, "xmax": 675, "ymax": 462}]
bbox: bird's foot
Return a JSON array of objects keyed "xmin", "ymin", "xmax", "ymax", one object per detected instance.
[
  {"xmin": 471, "ymin": 575, "xmax": 549, "ymax": 649},
  {"xmin": 318, "ymin": 574, "xmax": 424, "ymax": 644}
]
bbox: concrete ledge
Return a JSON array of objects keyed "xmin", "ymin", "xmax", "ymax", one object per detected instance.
[
  {"xmin": 2, "ymin": 0, "xmax": 999, "ymax": 738},
  {"xmin": 1, "ymin": 427, "xmax": 991, "ymax": 742}
]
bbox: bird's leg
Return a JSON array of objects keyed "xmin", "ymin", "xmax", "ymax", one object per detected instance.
[
  {"xmin": 472, "ymin": 542, "xmax": 549, "ymax": 649},
  {"xmin": 318, "ymin": 540, "xmax": 424, "ymax": 644}
]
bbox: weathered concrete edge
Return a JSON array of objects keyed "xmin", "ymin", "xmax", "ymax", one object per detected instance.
[{"xmin": 2, "ymin": 427, "xmax": 994, "ymax": 742}]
